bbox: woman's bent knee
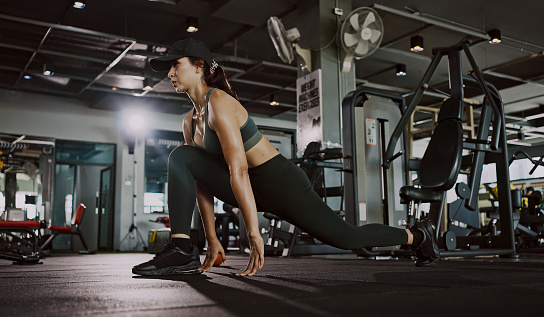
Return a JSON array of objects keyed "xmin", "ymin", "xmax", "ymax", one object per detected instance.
[{"xmin": 169, "ymin": 145, "xmax": 196, "ymax": 164}]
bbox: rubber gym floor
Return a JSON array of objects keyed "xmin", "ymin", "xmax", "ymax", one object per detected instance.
[{"xmin": 1, "ymin": 251, "xmax": 543, "ymax": 316}]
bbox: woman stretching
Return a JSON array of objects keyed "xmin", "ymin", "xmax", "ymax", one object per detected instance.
[{"xmin": 132, "ymin": 39, "xmax": 439, "ymax": 277}]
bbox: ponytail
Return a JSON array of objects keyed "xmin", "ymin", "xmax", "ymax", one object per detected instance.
[{"xmin": 188, "ymin": 57, "xmax": 239, "ymax": 101}]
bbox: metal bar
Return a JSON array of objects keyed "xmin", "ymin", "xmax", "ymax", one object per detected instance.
[
  {"xmin": 439, "ymin": 249, "xmax": 515, "ymax": 257},
  {"xmin": 261, "ymin": 61, "xmax": 298, "ymax": 72},
  {"xmin": 384, "ymin": 49, "xmax": 444, "ymax": 167},
  {"xmin": 0, "ymin": 43, "xmax": 111, "ymax": 64},
  {"xmin": 484, "ymin": 71, "xmax": 544, "ymax": 88},
  {"xmin": 78, "ymin": 41, "xmax": 136, "ymax": 95},
  {"xmin": 448, "ymin": 49, "xmax": 464, "ymax": 101},
  {"xmin": 0, "ymin": 13, "xmax": 137, "ymax": 42},
  {"xmin": 14, "ymin": 27, "xmax": 53, "ymax": 87},
  {"xmin": 466, "ymin": 102, "xmax": 493, "ymax": 211},
  {"xmin": 86, "ymin": 86, "xmax": 188, "ymax": 101},
  {"xmin": 482, "ymin": 51, "xmax": 543, "ymax": 72},
  {"xmin": 380, "ymin": 25, "xmax": 435, "ymax": 49},
  {"xmin": 230, "ymin": 78, "xmax": 297, "ymax": 92},
  {"xmin": 373, "ymin": 4, "xmax": 490, "ymax": 40},
  {"xmin": 229, "ymin": 62, "xmax": 263, "ymax": 81}
]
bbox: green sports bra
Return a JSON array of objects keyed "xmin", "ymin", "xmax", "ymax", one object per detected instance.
[{"xmin": 191, "ymin": 88, "xmax": 263, "ymax": 157}]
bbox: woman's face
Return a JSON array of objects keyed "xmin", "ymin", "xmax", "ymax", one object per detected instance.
[{"xmin": 168, "ymin": 57, "xmax": 200, "ymax": 93}]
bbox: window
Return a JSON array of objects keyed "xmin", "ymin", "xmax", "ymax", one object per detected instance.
[{"xmin": 144, "ymin": 130, "xmax": 184, "ymax": 214}]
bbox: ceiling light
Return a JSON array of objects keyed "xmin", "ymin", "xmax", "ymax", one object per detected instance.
[
  {"xmin": 43, "ymin": 63, "xmax": 54, "ymax": 76},
  {"xmin": 186, "ymin": 17, "xmax": 198, "ymax": 33},
  {"xmin": 73, "ymin": 1, "xmax": 86, "ymax": 9},
  {"xmin": 23, "ymin": 75, "xmax": 32, "ymax": 80},
  {"xmin": 269, "ymin": 95, "xmax": 279, "ymax": 106},
  {"xmin": 488, "ymin": 29, "xmax": 501, "ymax": 44},
  {"xmin": 396, "ymin": 64, "xmax": 407, "ymax": 76},
  {"xmin": 410, "ymin": 35, "xmax": 424, "ymax": 52},
  {"xmin": 142, "ymin": 78, "xmax": 154, "ymax": 91},
  {"xmin": 525, "ymin": 113, "xmax": 544, "ymax": 121}
]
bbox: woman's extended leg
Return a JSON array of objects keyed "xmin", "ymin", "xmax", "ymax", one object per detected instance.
[{"xmin": 249, "ymin": 155, "xmax": 409, "ymax": 250}]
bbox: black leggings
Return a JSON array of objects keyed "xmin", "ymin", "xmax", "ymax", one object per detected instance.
[{"xmin": 168, "ymin": 145, "xmax": 408, "ymax": 250}]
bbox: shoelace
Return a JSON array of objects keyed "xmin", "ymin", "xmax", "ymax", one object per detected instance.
[{"xmin": 154, "ymin": 242, "xmax": 177, "ymax": 259}]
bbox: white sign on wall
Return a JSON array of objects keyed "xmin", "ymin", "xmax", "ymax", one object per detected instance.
[
  {"xmin": 365, "ymin": 118, "xmax": 377, "ymax": 146},
  {"xmin": 296, "ymin": 69, "xmax": 322, "ymax": 157}
]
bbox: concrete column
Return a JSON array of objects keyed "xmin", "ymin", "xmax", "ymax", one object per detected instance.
[
  {"xmin": 297, "ymin": 0, "xmax": 356, "ymax": 147},
  {"xmin": 296, "ymin": 0, "xmax": 356, "ymax": 211}
]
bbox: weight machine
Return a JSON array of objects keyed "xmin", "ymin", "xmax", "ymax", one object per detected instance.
[
  {"xmin": 343, "ymin": 36, "xmax": 516, "ymax": 257},
  {"xmin": 341, "ymin": 89, "xmax": 409, "ymax": 255},
  {"xmin": 385, "ymin": 36, "xmax": 515, "ymax": 257}
]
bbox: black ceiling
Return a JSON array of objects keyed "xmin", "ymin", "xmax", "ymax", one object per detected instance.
[{"xmin": 1, "ymin": 0, "xmax": 544, "ymax": 146}]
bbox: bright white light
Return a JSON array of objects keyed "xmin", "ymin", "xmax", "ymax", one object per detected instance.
[
  {"xmin": 410, "ymin": 45, "xmax": 424, "ymax": 52},
  {"xmin": 73, "ymin": 1, "xmax": 85, "ymax": 9},
  {"xmin": 122, "ymin": 109, "xmax": 150, "ymax": 135},
  {"xmin": 396, "ymin": 71, "xmax": 406, "ymax": 76},
  {"xmin": 43, "ymin": 70, "xmax": 53, "ymax": 76},
  {"xmin": 24, "ymin": 75, "xmax": 32, "ymax": 80},
  {"xmin": 127, "ymin": 113, "xmax": 145, "ymax": 132},
  {"xmin": 270, "ymin": 100, "xmax": 279, "ymax": 106},
  {"xmin": 525, "ymin": 113, "xmax": 544, "ymax": 121},
  {"xmin": 186, "ymin": 26, "xmax": 198, "ymax": 33},
  {"xmin": 489, "ymin": 38, "xmax": 501, "ymax": 44}
]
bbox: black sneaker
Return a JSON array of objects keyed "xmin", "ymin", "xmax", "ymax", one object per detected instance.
[
  {"xmin": 132, "ymin": 242, "xmax": 202, "ymax": 276},
  {"xmin": 413, "ymin": 219, "xmax": 440, "ymax": 267}
]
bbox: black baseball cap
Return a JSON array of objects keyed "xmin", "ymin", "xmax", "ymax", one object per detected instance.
[{"xmin": 150, "ymin": 38, "xmax": 213, "ymax": 72}]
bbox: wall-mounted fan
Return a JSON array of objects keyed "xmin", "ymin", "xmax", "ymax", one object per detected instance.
[
  {"xmin": 267, "ymin": 16, "xmax": 311, "ymax": 72},
  {"xmin": 340, "ymin": 7, "xmax": 384, "ymax": 73},
  {"xmin": 22, "ymin": 161, "xmax": 39, "ymax": 179}
]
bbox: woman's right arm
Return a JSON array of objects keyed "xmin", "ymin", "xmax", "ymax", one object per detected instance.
[{"xmin": 182, "ymin": 112, "xmax": 225, "ymax": 270}]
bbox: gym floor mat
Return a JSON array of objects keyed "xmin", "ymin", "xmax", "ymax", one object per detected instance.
[{"xmin": 1, "ymin": 252, "xmax": 543, "ymax": 316}]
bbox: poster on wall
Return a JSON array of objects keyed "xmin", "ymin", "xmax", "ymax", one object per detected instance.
[{"xmin": 296, "ymin": 69, "xmax": 322, "ymax": 157}]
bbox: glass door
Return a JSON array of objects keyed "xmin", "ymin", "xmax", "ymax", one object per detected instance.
[
  {"xmin": 98, "ymin": 167, "xmax": 113, "ymax": 250},
  {"xmin": 51, "ymin": 164, "xmax": 76, "ymax": 250}
]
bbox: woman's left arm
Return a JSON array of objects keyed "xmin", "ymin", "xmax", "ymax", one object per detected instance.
[{"xmin": 208, "ymin": 91, "xmax": 264, "ymax": 276}]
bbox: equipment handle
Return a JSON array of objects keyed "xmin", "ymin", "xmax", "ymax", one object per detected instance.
[{"xmin": 385, "ymin": 150, "xmax": 404, "ymax": 165}]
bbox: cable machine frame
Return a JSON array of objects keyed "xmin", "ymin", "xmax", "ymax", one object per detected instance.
[{"xmin": 384, "ymin": 36, "xmax": 516, "ymax": 257}]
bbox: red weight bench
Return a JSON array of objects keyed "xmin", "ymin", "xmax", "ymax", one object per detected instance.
[
  {"xmin": 0, "ymin": 220, "xmax": 43, "ymax": 264},
  {"xmin": 40, "ymin": 203, "xmax": 94, "ymax": 254}
]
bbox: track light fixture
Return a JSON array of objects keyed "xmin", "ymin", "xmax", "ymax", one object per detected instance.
[
  {"xmin": 396, "ymin": 64, "xmax": 407, "ymax": 76},
  {"xmin": 186, "ymin": 17, "xmax": 198, "ymax": 33},
  {"xmin": 142, "ymin": 78, "xmax": 154, "ymax": 91},
  {"xmin": 488, "ymin": 29, "xmax": 501, "ymax": 44},
  {"xmin": 73, "ymin": 1, "xmax": 86, "ymax": 9},
  {"xmin": 43, "ymin": 63, "xmax": 54, "ymax": 76},
  {"xmin": 410, "ymin": 35, "xmax": 424, "ymax": 52},
  {"xmin": 269, "ymin": 95, "xmax": 279, "ymax": 106}
]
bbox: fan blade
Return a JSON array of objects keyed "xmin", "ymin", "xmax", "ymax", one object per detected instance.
[
  {"xmin": 349, "ymin": 13, "xmax": 361, "ymax": 31},
  {"xmin": 369, "ymin": 29, "xmax": 382, "ymax": 43},
  {"xmin": 355, "ymin": 40, "xmax": 369, "ymax": 55},
  {"xmin": 344, "ymin": 32, "xmax": 360, "ymax": 47},
  {"xmin": 362, "ymin": 12, "xmax": 376, "ymax": 28}
]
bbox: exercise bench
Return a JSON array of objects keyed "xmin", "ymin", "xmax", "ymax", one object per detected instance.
[{"xmin": 0, "ymin": 220, "xmax": 44, "ymax": 264}]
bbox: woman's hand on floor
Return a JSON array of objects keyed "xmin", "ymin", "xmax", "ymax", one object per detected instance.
[
  {"xmin": 237, "ymin": 235, "xmax": 264, "ymax": 276},
  {"xmin": 201, "ymin": 239, "xmax": 226, "ymax": 272}
]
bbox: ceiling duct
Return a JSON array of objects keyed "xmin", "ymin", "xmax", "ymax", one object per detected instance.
[{"xmin": 146, "ymin": 0, "xmax": 182, "ymax": 5}]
